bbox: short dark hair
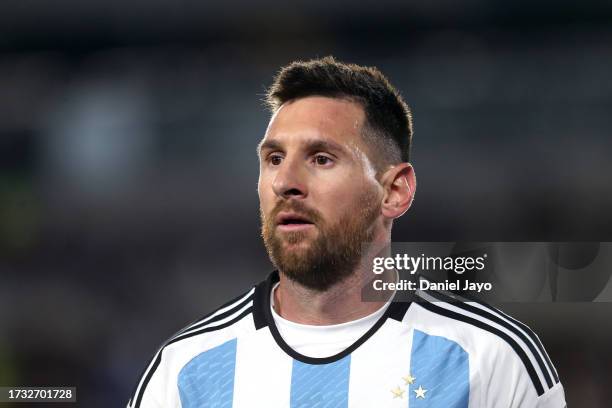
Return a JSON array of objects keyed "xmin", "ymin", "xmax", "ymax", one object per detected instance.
[{"xmin": 265, "ymin": 56, "xmax": 413, "ymax": 166}]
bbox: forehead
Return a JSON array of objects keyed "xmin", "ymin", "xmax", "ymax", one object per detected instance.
[{"xmin": 262, "ymin": 96, "xmax": 366, "ymax": 148}]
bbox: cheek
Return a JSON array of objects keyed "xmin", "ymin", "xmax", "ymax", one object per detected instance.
[
  {"xmin": 257, "ymin": 178, "xmax": 266, "ymax": 204},
  {"xmin": 316, "ymin": 167, "xmax": 378, "ymax": 199},
  {"xmin": 315, "ymin": 177, "xmax": 381, "ymax": 218},
  {"xmin": 258, "ymin": 176, "xmax": 275, "ymax": 211},
  {"xmin": 313, "ymin": 177, "xmax": 364, "ymax": 212}
]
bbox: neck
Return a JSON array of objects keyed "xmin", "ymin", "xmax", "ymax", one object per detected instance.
[{"xmin": 274, "ymin": 247, "xmax": 396, "ymax": 325}]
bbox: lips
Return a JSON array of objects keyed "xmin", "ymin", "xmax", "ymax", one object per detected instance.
[{"xmin": 275, "ymin": 211, "xmax": 314, "ymax": 227}]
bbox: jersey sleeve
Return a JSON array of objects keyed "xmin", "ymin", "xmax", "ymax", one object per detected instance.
[{"xmin": 480, "ymin": 337, "xmax": 566, "ymax": 408}]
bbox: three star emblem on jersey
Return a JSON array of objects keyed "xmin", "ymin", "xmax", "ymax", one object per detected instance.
[{"xmin": 391, "ymin": 373, "xmax": 428, "ymax": 401}]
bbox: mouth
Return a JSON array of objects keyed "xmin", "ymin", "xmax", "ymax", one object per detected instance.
[{"xmin": 275, "ymin": 212, "xmax": 315, "ymax": 232}]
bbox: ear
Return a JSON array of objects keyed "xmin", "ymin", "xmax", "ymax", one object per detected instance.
[{"xmin": 380, "ymin": 163, "xmax": 416, "ymax": 219}]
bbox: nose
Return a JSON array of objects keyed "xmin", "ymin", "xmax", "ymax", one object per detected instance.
[{"xmin": 272, "ymin": 156, "xmax": 307, "ymax": 200}]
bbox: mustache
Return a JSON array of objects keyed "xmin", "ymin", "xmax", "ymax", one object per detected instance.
[{"xmin": 269, "ymin": 200, "xmax": 323, "ymax": 225}]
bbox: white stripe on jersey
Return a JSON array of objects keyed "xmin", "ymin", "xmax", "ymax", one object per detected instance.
[
  {"xmin": 346, "ymin": 318, "xmax": 413, "ymax": 407},
  {"xmin": 232, "ymin": 329, "xmax": 294, "ymax": 406}
]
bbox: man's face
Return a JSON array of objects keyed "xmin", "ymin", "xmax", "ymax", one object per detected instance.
[{"xmin": 258, "ymin": 96, "xmax": 383, "ymax": 291}]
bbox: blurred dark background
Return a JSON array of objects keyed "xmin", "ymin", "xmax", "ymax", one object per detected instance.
[{"xmin": 1, "ymin": 0, "xmax": 611, "ymax": 406}]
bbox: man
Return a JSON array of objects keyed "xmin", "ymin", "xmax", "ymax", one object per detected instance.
[{"xmin": 128, "ymin": 57, "xmax": 566, "ymax": 407}]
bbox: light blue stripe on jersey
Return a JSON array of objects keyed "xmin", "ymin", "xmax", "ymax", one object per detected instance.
[
  {"xmin": 409, "ymin": 330, "xmax": 469, "ymax": 408},
  {"xmin": 178, "ymin": 338, "xmax": 237, "ymax": 408},
  {"xmin": 290, "ymin": 356, "xmax": 351, "ymax": 408}
]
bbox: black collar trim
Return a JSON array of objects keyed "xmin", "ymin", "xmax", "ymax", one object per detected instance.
[{"xmin": 253, "ymin": 271, "xmax": 411, "ymax": 365}]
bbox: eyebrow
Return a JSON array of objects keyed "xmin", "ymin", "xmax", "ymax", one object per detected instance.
[
  {"xmin": 257, "ymin": 139, "xmax": 282, "ymax": 157},
  {"xmin": 257, "ymin": 138, "xmax": 346, "ymax": 157}
]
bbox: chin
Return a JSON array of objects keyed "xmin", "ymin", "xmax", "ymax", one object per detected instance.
[
  {"xmin": 280, "ymin": 239, "xmax": 312, "ymax": 253},
  {"xmin": 277, "ymin": 230, "xmax": 316, "ymax": 244}
]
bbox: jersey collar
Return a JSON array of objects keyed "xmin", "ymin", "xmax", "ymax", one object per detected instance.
[{"xmin": 253, "ymin": 270, "xmax": 411, "ymax": 364}]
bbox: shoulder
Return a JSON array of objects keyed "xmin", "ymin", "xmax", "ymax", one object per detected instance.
[
  {"xmin": 406, "ymin": 286, "xmax": 563, "ymax": 403},
  {"xmin": 127, "ymin": 286, "xmax": 257, "ymax": 408}
]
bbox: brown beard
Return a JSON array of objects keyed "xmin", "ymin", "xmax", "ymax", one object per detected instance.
[{"xmin": 261, "ymin": 189, "xmax": 380, "ymax": 291}]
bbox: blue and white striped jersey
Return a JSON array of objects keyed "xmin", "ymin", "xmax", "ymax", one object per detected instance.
[{"xmin": 127, "ymin": 271, "xmax": 566, "ymax": 407}]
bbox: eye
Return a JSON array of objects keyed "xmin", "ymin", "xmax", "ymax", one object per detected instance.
[
  {"xmin": 314, "ymin": 154, "xmax": 334, "ymax": 166},
  {"xmin": 269, "ymin": 154, "xmax": 283, "ymax": 166}
]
